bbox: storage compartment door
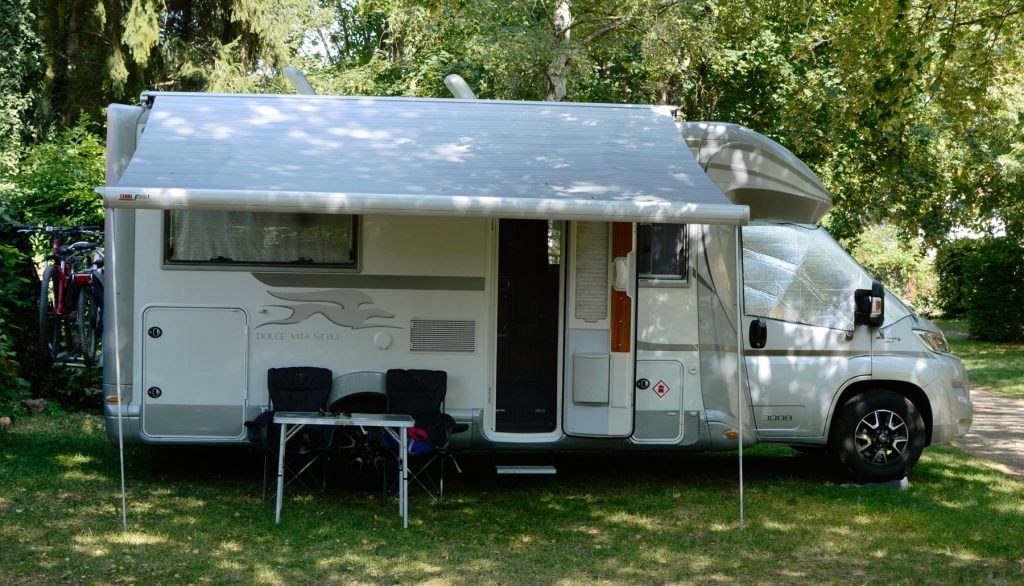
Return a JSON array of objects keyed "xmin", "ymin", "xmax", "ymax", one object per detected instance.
[
  {"xmin": 633, "ymin": 360, "xmax": 683, "ymax": 442},
  {"xmin": 142, "ymin": 307, "xmax": 248, "ymax": 439}
]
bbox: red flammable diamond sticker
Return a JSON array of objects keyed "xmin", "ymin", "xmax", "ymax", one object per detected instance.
[{"xmin": 653, "ymin": 380, "xmax": 669, "ymax": 398}]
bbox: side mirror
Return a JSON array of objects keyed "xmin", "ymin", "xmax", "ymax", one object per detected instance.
[{"xmin": 854, "ymin": 281, "xmax": 885, "ymax": 327}]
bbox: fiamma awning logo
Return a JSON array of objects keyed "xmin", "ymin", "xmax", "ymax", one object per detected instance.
[
  {"xmin": 117, "ymin": 193, "xmax": 149, "ymax": 201},
  {"xmin": 256, "ymin": 289, "xmax": 399, "ymax": 330}
]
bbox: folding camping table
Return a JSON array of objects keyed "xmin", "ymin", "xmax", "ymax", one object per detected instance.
[{"xmin": 272, "ymin": 412, "xmax": 415, "ymax": 528}]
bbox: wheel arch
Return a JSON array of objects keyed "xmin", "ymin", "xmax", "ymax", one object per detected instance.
[{"xmin": 828, "ymin": 380, "xmax": 934, "ymax": 446}]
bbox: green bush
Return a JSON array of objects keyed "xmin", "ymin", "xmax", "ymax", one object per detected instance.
[
  {"xmin": 0, "ymin": 237, "xmax": 32, "ymax": 409},
  {"xmin": 935, "ymin": 237, "xmax": 1024, "ymax": 342},
  {"xmin": 8, "ymin": 117, "xmax": 105, "ymax": 226},
  {"xmin": 933, "ymin": 238, "xmax": 980, "ymax": 318},
  {"xmin": 846, "ymin": 224, "xmax": 938, "ymax": 316}
]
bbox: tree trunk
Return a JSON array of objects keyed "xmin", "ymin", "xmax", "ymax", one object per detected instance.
[{"xmin": 545, "ymin": 0, "xmax": 572, "ymax": 102}]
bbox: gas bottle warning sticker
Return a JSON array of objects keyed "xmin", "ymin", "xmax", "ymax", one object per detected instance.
[{"xmin": 653, "ymin": 380, "xmax": 670, "ymax": 398}]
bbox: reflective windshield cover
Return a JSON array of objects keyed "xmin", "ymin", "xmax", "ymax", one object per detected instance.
[{"xmin": 742, "ymin": 224, "xmax": 872, "ymax": 331}]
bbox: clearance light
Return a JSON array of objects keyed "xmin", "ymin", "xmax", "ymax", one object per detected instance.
[
  {"xmin": 724, "ymin": 431, "xmax": 739, "ymax": 439},
  {"xmin": 106, "ymin": 396, "xmax": 119, "ymax": 403}
]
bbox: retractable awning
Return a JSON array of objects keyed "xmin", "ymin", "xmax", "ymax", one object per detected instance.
[{"xmin": 100, "ymin": 93, "xmax": 748, "ymax": 225}]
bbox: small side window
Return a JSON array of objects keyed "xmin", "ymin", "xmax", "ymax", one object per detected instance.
[{"xmin": 637, "ymin": 223, "xmax": 688, "ymax": 282}]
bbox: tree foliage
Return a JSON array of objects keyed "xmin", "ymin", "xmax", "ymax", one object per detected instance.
[
  {"xmin": 846, "ymin": 224, "xmax": 938, "ymax": 316},
  {"xmin": 0, "ymin": 0, "xmax": 44, "ymax": 177},
  {"xmin": 32, "ymin": 0, "xmax": 318, "ymax": 128}
]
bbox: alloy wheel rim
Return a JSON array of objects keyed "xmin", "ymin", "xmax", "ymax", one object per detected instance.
[{"xmin": 854, "ymin": 409, "xmax": 908, "ymax": 465}]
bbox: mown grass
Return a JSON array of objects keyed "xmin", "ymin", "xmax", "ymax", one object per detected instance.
[
  {"xmin": 2, "ymin": 413, "xmax": 1023, "ymax": 584},
  {"xmin": 934, "ymin": 318, "xmax": 1024, "ymax": 400}
]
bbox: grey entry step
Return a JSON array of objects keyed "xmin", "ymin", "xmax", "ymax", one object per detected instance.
[{"xmin": 495, "ymin": 465, "xmax": 557, "ymax": 475}]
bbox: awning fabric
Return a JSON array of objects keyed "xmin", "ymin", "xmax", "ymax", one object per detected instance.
[{"xmin": 100, "ymin": 93, "xmax": 748, "ymax": 225}]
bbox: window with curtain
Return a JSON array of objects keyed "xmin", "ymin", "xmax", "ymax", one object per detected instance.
[{"xmin": 166, "ymin": 211, "xmax": 358, "ymax": 267}]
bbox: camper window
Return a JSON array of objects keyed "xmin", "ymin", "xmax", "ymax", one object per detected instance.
[
  {"xmin": 165, "ymin": 211, "xmax": 358, "ymax": 268},
  {"xmin": 638, "ymin": 223, "xmax": 688, "ymax": 282}
]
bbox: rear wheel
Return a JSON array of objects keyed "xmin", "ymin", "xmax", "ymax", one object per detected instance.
[
  {"xmin": 77, "ymin": 286, "xmax": 100, "ymax": 367},
  {"xmin": 830, "ymin": 390, "xmax": 926, "ymax": 483},
  {"xmin": 38, "ymin": 264, "xmax": 61, "ymax": 361}
]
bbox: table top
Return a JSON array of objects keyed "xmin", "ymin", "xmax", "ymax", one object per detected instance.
[{"xmin": 273, "ymin": 411, "xmax": 414, "ymax": 427}]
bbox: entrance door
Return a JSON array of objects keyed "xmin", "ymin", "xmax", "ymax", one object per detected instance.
[
  {"xmin": 142, "ymin": 306, "xmax": 248, "ymax": 438},
  {"xmin": 563, "ymin": 222, "xmax": 636, "ymax": 437},
  {"xmin": 494, "ymin": 219, "xmax": 562, "ymax": 433}
]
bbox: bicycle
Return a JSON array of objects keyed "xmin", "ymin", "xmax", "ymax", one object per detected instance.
[
  {"xmin": 17, "ymin": 225, "xmax": 103, "ymax": 366},
  {"xmin": 75, "ymin": 245, "xmax": 105, "ymax": 366}
]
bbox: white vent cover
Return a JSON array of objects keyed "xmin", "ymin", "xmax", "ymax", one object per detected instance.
[{"xmin": 410, "ymin": 319, "xmax": 476, "ymax": 353}]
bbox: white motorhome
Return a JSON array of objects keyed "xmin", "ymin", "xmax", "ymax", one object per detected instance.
[{"xmin": 98, "ymin": 92, "xmax": 973, "ymax": 482}]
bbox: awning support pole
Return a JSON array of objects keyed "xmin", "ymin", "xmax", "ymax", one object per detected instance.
[
  {"xmin": 735, "ymin": 224, "xmax": 745, "ymax": 532},
  {"xmin": 109, "ymin": 210, "xmax": 128, "ymax": 531},
  {"xmin": 117, "ymin": 388, "xmax": 127, "ymax": 531}
]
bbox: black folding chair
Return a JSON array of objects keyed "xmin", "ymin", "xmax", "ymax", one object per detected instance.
[
  {"xmin": 383, "ymin": 369, "xmax": 467, "ymax": 504},
  {"xmin": 245, "ymin": 367, "xmax": 334, "ymax": 499}
]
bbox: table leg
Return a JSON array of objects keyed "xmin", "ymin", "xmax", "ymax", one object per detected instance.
[
  {"xmin": 401, "ymin": 426, "xmax": 408, "ymax": 528},
  {"xmin": 275, "ymin": 422, "xmax": 287, "ymax": 524}
]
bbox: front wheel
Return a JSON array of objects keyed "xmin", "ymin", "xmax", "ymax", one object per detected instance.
[
  {"xmin": 830, "ymin": 390, "xmax": 926, "ymax": 483},
  {"xmin": 77, "ymin": 286, "xmax": 100, "ymax": 367},
  {"xmin": 38, "ymin": 264, "xmax": 61, "ymax": 361}
]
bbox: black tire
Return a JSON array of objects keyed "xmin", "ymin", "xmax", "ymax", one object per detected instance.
[
  {"xmin": 830, "ymin": 390, "xmax": 926, "ymax": 483},
  {"xmin": 77, "ymin": 286, "xmax": 100, "ymax": 367},
  {"xmin": 38, "ymin": 264, "xmax": 61, "ymax": 361}
]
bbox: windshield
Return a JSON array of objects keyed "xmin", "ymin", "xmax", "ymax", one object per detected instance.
[{"xmin": 742, "ymin": 223, "xmax": 873, "ymax": 331}]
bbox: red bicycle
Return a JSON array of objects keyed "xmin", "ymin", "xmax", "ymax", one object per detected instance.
[{"xmin": 18, "ymin": 225, "xmax": 104, "ymax": 365}]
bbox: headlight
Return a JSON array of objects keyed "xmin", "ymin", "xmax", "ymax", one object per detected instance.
[{"xmin": 914, "ymin": 329, "xmax": 950, "ymax": 353}]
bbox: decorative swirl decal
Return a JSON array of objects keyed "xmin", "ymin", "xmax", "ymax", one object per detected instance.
[{"xmin": 256, "ymin": 289, "xmax": 399, "ymax": 330}]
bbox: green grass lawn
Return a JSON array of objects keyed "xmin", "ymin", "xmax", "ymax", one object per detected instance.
[
  {"xmin": 933, "ymin": 318, "xmax": 1024, "ymax": 400},
  {"xmin": 2, "ymin": 413, "xmax": 1023, "ymax": 584}
]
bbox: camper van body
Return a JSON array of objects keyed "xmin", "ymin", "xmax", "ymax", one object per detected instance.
[{"xmin": 99, "ymin": 93, "xmax": 972, "ymax": 481}]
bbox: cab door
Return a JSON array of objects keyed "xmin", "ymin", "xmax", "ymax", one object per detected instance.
[
  {"xmin": 740, "ymin": 224, "xmax": 874, "ymax": 438},
  {"xmin": 563, "ymin": 222, "xmax": 636, "ymax": 437}
]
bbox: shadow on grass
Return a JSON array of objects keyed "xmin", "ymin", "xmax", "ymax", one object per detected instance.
[{"xmin": 2, "ymin": 413, "xmax": 1022, "ymax": 584}]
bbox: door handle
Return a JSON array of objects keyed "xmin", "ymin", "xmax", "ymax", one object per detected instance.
[{"xmin": 749, "ymin": 319, "xmax": 767, "ymax": 349}]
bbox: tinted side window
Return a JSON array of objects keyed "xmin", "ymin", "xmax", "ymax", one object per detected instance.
[{"xmin": 638, "ymin": 223, "xmax": 688, "ymax": 281}]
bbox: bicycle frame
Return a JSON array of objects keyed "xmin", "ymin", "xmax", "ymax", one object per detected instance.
[{"xmin": 19, "ymin": 224, "xmax": 103, "ymax": 364}]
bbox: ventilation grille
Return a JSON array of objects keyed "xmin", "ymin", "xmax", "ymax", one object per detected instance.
[
  {"xmin": 410, "ymin": 319, "xmax": 476, "ymax": 353},
  {"xmin": 575, "ymin": 221, "xmax": 609, "ymax": 322}
]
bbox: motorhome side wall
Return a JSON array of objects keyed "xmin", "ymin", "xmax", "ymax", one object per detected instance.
[
  {"xmin": 123, "ymin": 211, "xmax": 492, "ymax": 443},
  {"xmin": 103, "ymin": 104, "xmax": 143, "ymax": 440}
]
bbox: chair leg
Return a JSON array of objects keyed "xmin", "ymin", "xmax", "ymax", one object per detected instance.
[
  {"xmin": 261, "ymin": 452, "xmax": 270, "ymax": 501},
  {"xmin": 439, "ymin": 454, "xmax": 446, "ymax": 506}
]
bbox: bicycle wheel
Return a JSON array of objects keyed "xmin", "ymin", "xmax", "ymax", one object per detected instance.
[
  {"xmin": 38, "ymin": 264, "xmax": 61, "ymax": 361},
  {"xmin": 76, "ymin": 285, "xmax": 100, "ymax": 367}
]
